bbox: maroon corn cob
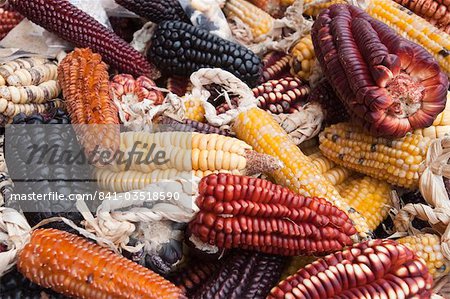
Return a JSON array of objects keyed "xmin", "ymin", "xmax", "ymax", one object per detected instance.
[
  {"xmin": 192, "ymin": 251, "xmax": 286, "ymax": 299},
  {"xmin": 166, "ymin": 76, "xmax": 192, "ymax": 97},
  {"xmin": 188, "ymin": 173, "xmax": 357, "ymax": 256},
  {"xmin": 9, "ymin": 0, "xmax": 158, "ymax": 79},
  {"xmin": 254, "ymin": 77, "xmax": 310, "ymax": 114},
  {"xmin": 259, "ymin": 51, "xmax": 292, "ymax": 84},
  {"xmin": 0, "ymin": 5, "xmax": 23, "ymax": 40},
  {"xmin": 114, "ymin": 0, "xmax": 190, "ymax": 24},
  {"xmin": 269, "ymin": 239, "xmax": 433, "ymax": 299},
  {"xmin": 155, "ymin": 116, "xmax": 232, "ymax": 136},
  {"xmin": 309, "ymin": 79, "xmax": 349, "ymax": 125},
  {"xmin": 312, "ymin": 4, "xmax": 449, "ymax": 138}
]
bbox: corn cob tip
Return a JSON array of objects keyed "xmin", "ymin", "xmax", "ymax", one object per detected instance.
[{"xmin": 243, "ymin": 150, "xmax": 283, "ymax": 175}]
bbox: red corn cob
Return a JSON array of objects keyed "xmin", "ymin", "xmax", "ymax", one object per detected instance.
[
  {"xmin": 269, "ymin": 239, "xmax": 433, "ymax": 299},
  {"xmin": 254, "ymin": 77, "xmax": 310, "ymax": 114},
  {"xmin": 188, "ymin": 173, "xmax": 357, "ymax": 256},
  {"xmin": 312, "ymin": 4, "xmax": 449, "ymax": 138},
  {"xmin": 110, "ymin": 74, "xmax": 164, "ymax": 104},
  {"xmin": 17, "ymin": 228, "xmax": 185, "ymax": 299},
  {"xmin": 9, "ymin": 0, "xmax": 158, "ymax": 79},
  {"xmin": 0, "ymin": 6, "xmax": 23, "ymax": 40},
  {"xmin": 259, "ymin": 51, "xmax": 292, "ymax": 84}
]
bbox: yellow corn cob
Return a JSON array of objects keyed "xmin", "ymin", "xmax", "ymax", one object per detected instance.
[
  {"xmin": 303, "ymin": 0, "xmax": 347, "ymax": 17},
  {"xmin": 246, "ymin": 0, "xmax": 283, "ymax": 17},
  {"xmin": 336, "ymin": 176, "xmax": 392, "ymax": 231},
  {"xmin": 398, "ymin": 233, "xmax": 450, "ymax": 278},
  {"xmin": 366, "ymin": 0, "xmax": 450, "ymax": 75},
  {"xmin": 233, "ymin": 107, "xmax": 370, "ymax": 239},
  {"xmin": 319, "ymin": 122, "xmax": 432, "ymax": 189},
  {"xmin": 289, "ymin": 35, "xmax": 316, "ymax": 81},
  {"xmin": 414, "ymin": 93, "xmax": 450, "ymax": 138},
  {"xmin": 223, "ymin": 0, "xmax": 275, "ymax": 39},
  {"xmin": 309, "ymin": 151, "xmax": 353, "ymax": 186},
  {"xmin": 184, "ymin": 97, "xmax": 205, "ymax": 122},
  {"xmin": 280, "ymin": 0, "xmax": 295, "ymax": 6}
]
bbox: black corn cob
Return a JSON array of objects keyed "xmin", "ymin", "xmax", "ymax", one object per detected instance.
[
  {"xmin": 9, "ymin": 0, "xmax": 158, "ymax": 79},
  {"xmin": 156, "ymin": 116, "xmax": 231, "ymax": 136},
  {"xmin": 191, "ymin": 251, "xmax": 286, "ymax": 299},
  {"xmin": 114, "ymin": 0, "xmax": 190, "ymax": 24},
  {"xmin": 149, "ymin": 21, "xmax": 263, "ymax": 87},
  {"xmin": 7, "ymin": 110, "xmax": 96, "ymax": 230}
]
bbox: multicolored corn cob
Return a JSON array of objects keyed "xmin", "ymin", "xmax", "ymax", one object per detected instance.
[
  {"xmin": 269, "ymin": 239, "xmax": 433, "ymax": 298},
  {"xmin": 308, "ymin": 79, "xmax": 349, "ymax": 125},
  {"xmin": 413, "ymin": 93, "xmax": 450, "ymax": 138},
  {"xmin": 95, "ymin": 132, "xmax": 281, "ymax": 192},
  {"xmin": 191, "ymin": 251, "xmax": 285, "ymax": 299},
  {"xmin": 114, "ymin": 0, "xmax": 190, "ymax": 23},
  {"xmin": 289, "ymin": 35, "xmax": 317, "ymax": 81},
  {"xmin": 167, "ymin": 76, "xmax": 193, "ymax": 97},
  {"xmin": 17, "ymin": 228, "xmax": 185, "ymax": 299},
  {"xmin": 320, "ymin": 122, "xmax": 432, "ymax": 189},
  {"xmin": 148, "ymin": 21, "xmax": 262, "ymax": 87},
  {"xmin": 9, "ymin": 0, "xmax": 158, "ymax": 78},
  {"xmin": 58, "ymin": 48, "xmax": 119, "ymax": 154},
  {"xmin": 223, "ymin": 0, "xmax": 275, "ymax": 40},
  {"xmin": 189, "ymin": 173, "xmax": 357, "ymax": 255},
  {"xmin": 259, "ymin": 51, "xmax": 292, "ymax": 84},
  {"xmin": 155, "ymin": 116, "xmax": 231, "ymax": 136},
  {"xmin": 366, "ymin": 0, "xmax": 450, "ymax": 76},
  {"xmin": 110, "ymin": 74, "xmax": 164, "ymax": 104},
  {"xmin": 233, "ymin": 107, "xmax": 371, "ymax": 239},
  {"xmin": 254, "ymin": 77, "xmax": 310, "ymax": 114},
  {"xmin": 0, "ymin": 6, "xmax": 23, "ymax": 40},
  {"xmin": 312, "ymin": 4, "xmax": 449, "ymax": 138},
  {"xmin": 393, "ymin": 0, "xmax": 450, "ymax": 33},
  {"xmin": 303, "ymin": 0, "xmax": 347, "ymax": 17},
  {"xmin": 398, "ymin": 233, "xmax": 450, "ymax": 278}
]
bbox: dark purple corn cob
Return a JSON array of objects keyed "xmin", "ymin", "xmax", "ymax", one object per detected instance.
[
  {"xmin": 156, "ymin": 116, "xmax": 232, "ymax": 136},
  {"xmin": 312, "ymin": 4, "xmax": 449, "ymax": 138},
  {"xmin": 309, "ymin": 79, "xmax": 349, "ymax": 125},
  {"xmin": 109, "ymin": 16, "xmax": 146, "ymax": 43},
  {"xmin": 148, "ymin": 21, "xmax": 263, "ymax": 87},
  {"xmin": 259, "ymin": 51, "xmax": 292, "ymax": 84},
  {"xmin": 254, "ymin": 77, "xmax": 310, "ymax": 114},
  {"xmin": 114, "ymin": 0, "xmax": 190, "ymax": 24},
  {"xmin": 9, "ymin": 0, "xmax": 159, "ymax": 79},
  {"xmin": 192, "ymin": 251, "xmax": 286, "ymax": 299},
  {"xmin": 166, "ymin": 76, "xmax": 192, "ymax": 97}
]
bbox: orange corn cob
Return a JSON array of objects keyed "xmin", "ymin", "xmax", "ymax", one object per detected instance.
[{"xmin": 17, "ymin": 228, "xmax": 185, "ymax": 299}]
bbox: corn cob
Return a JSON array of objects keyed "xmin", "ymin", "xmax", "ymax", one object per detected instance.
[
  {"xmin": 148, "ymin": 21, "xmax": 262, "ymax": 87},
  {"xmin": 223, "ymin": 0, "xmax": 275, "ymax": 40},
  {"xmin": 414, "ymin": 93, "xmax": 450, "ymax": 138},
  {"xmin": 114, "ymin": 0, "xmax": 190, "ymax": 23},
  {"xmin": 289, "ymin": 35, "xmax": 317, "ymax": 81},
  {"xmin": 0, "ymin": 6, "xmax": 23, "ymax": 41},
  {"xmin": 366, "ymin": 0, "xmax": 450, "ymax": 76},
  {"xmin": 167, "ymin": 76, "xmax": 193, "ymax": 97},
  {"xmin": 309, "ymin": 152, "xmax": 353, "ymax": 186},
  {"xmin": 0, "ymin": 57, "xmax": 47, "ymax": 82},
  {"xmin": 303, "ymin": 0, "xmax": 347, "ymax": 17},
  {"xmin": 254, "ymin": 77, "xmax": 310, "ymax": 114},
  {"xmin": 0, "ymin": 98, "xmax": 64, "ymax": 119},
  {"xmin": 9, "ymin": 0, "xmax": 158, "ymax": 79},
  {"xmin": 58, "ymin": 48, "xmax": 119, "ymax": 154},
  {"xmin": 0, "ymin": 80, "xmax": 59, "ymax": 104},
  {"xmin": 191, "ymin": 251, "xmax": 286, "ymax": 299},
  {"xmin": 259, "ymin": 51, "xmax": 292, "ymax": 84},
  {"xmin": 308, "ymin": 79, "xmax": 349, "ymax": 125},
  {"xmin": 110, "ymin": 74, "xmax": 164, "ymax": 105},
  {"xmin": 109, "ymin": 16, "xmax": 146, "ymax": 43},
  {"xmin": 17, "ymin": 228, "xmax": 185, "ymax": 299},
  {"xmin": 313, "ymin": 4, "xmax": 449, "ymax": 138},
  {"xmin": 5, "ymin": 62, "xmax": 58, "ymax": 87},
  {"xmin": 398, "ymin": 233, "xmax": 450, "ymax": 279},
  {"xmin": 155, "ymin": 115, "xmax": 231, "ymax": 136},
  {"xmin": 269, "ymin": 239, "xmax": 433, "ymax": 298},
  {"xmin": 319, "ymin": 122, "xmax": 432, "ymax": 189},
  {"xmin": 184, "ymin": 97, "xmax": 206, "ymax": 122},
  {"xmin": 189, "ymin": 173, "xmax": 357, "ymax": 255},
  {"xmin": 233, "ymin": 107, "xmax": 370, "ymax": 239},
  {"xmin": 246, "ymin": 0, "xmax": 285, "ymax": 17},
  {"xmin": 393, "ymin": 0, "xmax": 450, "ymax": 33}
]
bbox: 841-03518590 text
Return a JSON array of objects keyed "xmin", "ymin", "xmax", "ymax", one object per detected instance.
[{"xmin": 9, "ymin": 191, "xmax": 181, "ymax": 201}]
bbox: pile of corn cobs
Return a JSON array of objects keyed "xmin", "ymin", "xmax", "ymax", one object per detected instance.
[{"xmin": 0, "ymin": 0, "xmax": 450, "ymax": 298}]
